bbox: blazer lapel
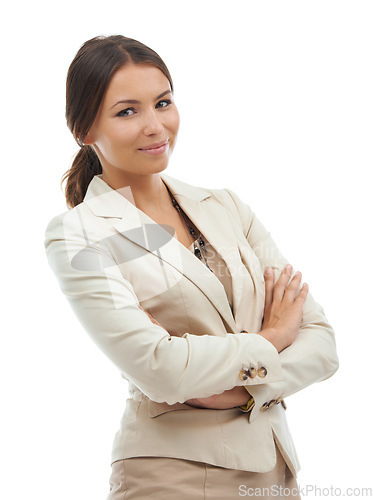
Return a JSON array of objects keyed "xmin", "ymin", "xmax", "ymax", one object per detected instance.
[
  {"xmin": 160, "ymin": 174, "xmax": 244, "ymax": 320},
  {"xmin": 84, "ymin": 173, "xmax": 241, "ymax": 333}
]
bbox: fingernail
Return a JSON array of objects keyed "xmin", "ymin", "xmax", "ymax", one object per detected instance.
[
  {"xmin": 265, "ymin": 267, "xmax": 272, "ymax": 275},
  {"xmin": 285, "ymin": 264, "xmax": 292, "ymax": 270}
]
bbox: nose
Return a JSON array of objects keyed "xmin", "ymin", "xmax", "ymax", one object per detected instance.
[{"xmin": 142, "ymin": 109, "xmax": 164, "ymax": 136}]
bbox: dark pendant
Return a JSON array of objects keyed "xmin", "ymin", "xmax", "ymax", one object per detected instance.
[
  {"xmin": 194, "ymin": 245, "xmax": 202, "ymax": 260},
  {"xmin": 168, "ymin": 186, "xmax": 212, "ymax": 271}
]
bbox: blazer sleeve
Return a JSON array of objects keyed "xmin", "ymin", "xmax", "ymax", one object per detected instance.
[
  {"xmin": 224, "ymin": 188, "xmax": 339, "ymax": 423},
  {"xmin": 44, "ymin": 209, "xmax": 286, "ymax": 406}
]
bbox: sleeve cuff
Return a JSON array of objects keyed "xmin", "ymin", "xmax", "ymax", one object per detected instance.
[{"xmin": 238, "ymin": 386, "xmax": 255, "ymax": 413}]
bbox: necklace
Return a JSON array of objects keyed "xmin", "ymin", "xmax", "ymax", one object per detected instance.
[
  {"xmin": 164, "ymin": 183, "xmax": 235, "ymax": 319},
  {"xmin": 164, "ymin": 185, "xmax": 214, "ymax": 273}
]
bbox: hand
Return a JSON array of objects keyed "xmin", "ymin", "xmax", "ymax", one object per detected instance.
[
  {"xmin": 139, "ymin": 305, "xmax": 251, "ymax": 410},
  {"xmin": 138, "ymin": 305, "xmax": 168, "ymax": 332},
  {"xmin": 259, "ymin": 264, "xmax": 309, "ymax": 352},
  {"xmin": 185, "ymin": 386, "xmax": 250, "ymax": 409},
  {"xmin": 138, "ymin": 305, "xmax": 247, "ymax": 410}
]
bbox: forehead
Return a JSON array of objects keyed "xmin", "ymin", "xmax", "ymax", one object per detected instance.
[{"xmin": 103, "ymin": 64, "xmax": 171, "ymax": 106}]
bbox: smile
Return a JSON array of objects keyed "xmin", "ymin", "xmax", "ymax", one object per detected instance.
[{"xmin": 138, "ymin": 140, "xmax": 169, "ymax": 155}]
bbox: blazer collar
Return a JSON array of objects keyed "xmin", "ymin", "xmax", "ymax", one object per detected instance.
[
  {"xmin": 83, "ymin": 173, "xmax": 240, "ymax": 333},
  {"xmin": 83, "ymin": 173, "xmax": 211, "ymax": 218}
]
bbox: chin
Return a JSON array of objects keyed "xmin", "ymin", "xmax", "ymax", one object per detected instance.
[{"xmin": 145, "ymin": 160, "xmax": 171, "ymax": 175}]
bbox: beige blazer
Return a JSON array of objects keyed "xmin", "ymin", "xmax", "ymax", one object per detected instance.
[{"xmin": 44, "ymin": 173, "xmax": 339, "ymax": 476}]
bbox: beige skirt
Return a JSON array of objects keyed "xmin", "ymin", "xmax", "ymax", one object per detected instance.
[{"xmin": 106, "ymin": 441, "xmax": 300, "ymax": 499}]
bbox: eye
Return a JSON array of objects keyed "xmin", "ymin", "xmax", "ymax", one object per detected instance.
[
  {"xmin": 116, "ymin": 107, "xmax": 135, "ymax": 117},
  {"xmin": 156, "ymin": 99, "xmax": 172, "ymax": 109},
  {"xmin": 115, "ymin": 99, "xmax": 171, "ymax": 117}
]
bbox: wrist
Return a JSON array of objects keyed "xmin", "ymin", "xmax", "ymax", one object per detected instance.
[
  {"xmin": 238, "ymin": 387, "xmax": 255, "ymax": 412},
  {"xmin": 259, "ymin": 327, "xmax": 277, "ymax": 347},
  {"xmin": 237, "ymin": 386, "xmax": 252, "ymax": 406}
]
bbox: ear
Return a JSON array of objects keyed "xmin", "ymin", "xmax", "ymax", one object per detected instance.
[{"xmin": 82, "ymin": 130, "xmax": 95, "ymax": 146}]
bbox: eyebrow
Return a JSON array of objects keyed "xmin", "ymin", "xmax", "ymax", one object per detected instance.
[{"xmin": 110, "ymin": 90, "xmax": 172, "ymax": 109}]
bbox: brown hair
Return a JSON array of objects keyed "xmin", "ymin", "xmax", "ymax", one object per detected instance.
[{"xmin": 61, "ymin": 35, "xmax": 174, "ymax": 209}]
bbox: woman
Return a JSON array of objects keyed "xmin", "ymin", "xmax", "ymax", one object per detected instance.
[{"xmin": 44, "ymin": 35, "xmax": 339, "ymax": 499}]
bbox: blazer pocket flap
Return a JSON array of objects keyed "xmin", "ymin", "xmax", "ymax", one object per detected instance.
[{"xmin": 148, "ymin": 398, "xmax": 196, "ymax": 418}]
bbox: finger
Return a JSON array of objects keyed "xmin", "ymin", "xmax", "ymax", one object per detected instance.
[
  {"xmin": 283, "ymin": 271, "xmax": 303, "ymax": 304},
  {"xmin": 263, "ymin": 267, "xmax": 274, "ymax": 315},
  {"xmin": 295, "ymin": 282, "xmax": 309, "ymax": 304},
  {"xmin": 264, "ymin": 267, "xmax": 274, "ymax": 302},
  {"xmin": 184, "ymin": 399, "xmax": 199, "ymax": 407},
  {"xmin": 273, "ymin": 264, "xmax": 293, "ymax": 303},
  {"xmin": 139, "ymin": 305, "xmax": 151, "ymax": 317},
  {"xmin": 138, "ymin": 305, "xmax": 157, "ymax": 323}
]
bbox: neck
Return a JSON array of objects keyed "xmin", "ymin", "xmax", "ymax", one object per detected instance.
[{"xmin": 101, "ymin": 171, "xmax": 172, "ymax": 213}]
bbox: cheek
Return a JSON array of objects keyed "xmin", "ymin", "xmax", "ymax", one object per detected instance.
[
  {"xmin": 168, "ymin": 107, "xmax": 180, "ymax": 135},
  {"xmin": 99, "ymin": 123, "xmax": 136, "ymax": 155}
]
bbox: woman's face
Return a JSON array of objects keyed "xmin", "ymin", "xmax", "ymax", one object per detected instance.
[{"xmin": 85, "ymin": 63, "xmax": 180, "ymax": 183}]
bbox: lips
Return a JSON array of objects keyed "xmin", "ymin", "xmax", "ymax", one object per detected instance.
[{"xmin": 139, "ymin": 139, "xmax": 169, "ymax": 151}]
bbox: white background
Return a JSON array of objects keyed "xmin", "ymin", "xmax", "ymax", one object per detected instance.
[{"xmin": 1, "ymin": 1, "xmax": 372, "ymax": 498}]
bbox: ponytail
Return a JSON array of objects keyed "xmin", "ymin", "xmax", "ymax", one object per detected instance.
[{"xmin": 61, "ymin": 146, "xmax": 102, "ymax": 209}]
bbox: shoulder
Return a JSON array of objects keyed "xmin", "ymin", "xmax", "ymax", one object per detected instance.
[{"xmin": 44, "ymin": 200, "xmax": 102, "ymax": 250}]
